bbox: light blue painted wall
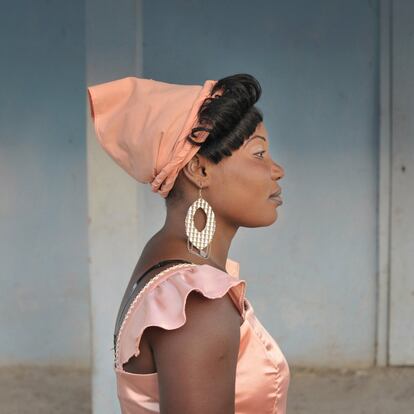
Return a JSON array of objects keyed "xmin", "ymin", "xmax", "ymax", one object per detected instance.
[
  {"xmin": 143, "ymin": 0, "xmax": 379, "ymax": 366},
  {"xmin": 0, "ymin": 0, "xmax": 379, "ymax": 372},
  {"xmin": 0, "ymin": 1, "xmax": 90, "ymax": 366},
  {"xmin": 86, "ymin": 0, "xmax": 142, "ymax": 411}
]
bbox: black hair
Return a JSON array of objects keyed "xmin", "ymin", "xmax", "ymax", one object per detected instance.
[{"xmin": 166, "ymin": 73, "xmax": 263, "ymax": 204}]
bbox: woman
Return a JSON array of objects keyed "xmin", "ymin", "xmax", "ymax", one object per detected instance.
[{"xmin": 88, "ymin": 73, "xmax": 289, "ymax": 413}]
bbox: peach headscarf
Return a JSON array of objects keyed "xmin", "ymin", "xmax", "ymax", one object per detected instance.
[{"xmin": 87, "ymin": 76, "xmax": 219, "ymax": 198}]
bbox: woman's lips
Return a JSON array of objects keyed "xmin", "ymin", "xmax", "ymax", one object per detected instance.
[{"xmin": 268, "ymin": 195, "xmax": 283, "ymax": 205}]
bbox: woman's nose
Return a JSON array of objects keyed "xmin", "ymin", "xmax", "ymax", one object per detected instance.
[{"xmin": 272, "ymin": 162, "xmax": 285, "ymax": 179}]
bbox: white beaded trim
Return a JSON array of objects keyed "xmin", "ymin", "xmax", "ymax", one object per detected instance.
[{"xmin": 115, "ymin": 262, "xmax": 198, "ymax": 369}]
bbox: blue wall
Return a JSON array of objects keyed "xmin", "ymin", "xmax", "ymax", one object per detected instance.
[
  {"xmin": 143, "ymin": 0, "xmax": 379, "ymax": 366},
  {"xmin": 0, "ymin": 0, "xmax": 379, "ymax": 369},
  {"xmin": 0, "ymin": 1, "xmax": 90, "ymax": 365}
]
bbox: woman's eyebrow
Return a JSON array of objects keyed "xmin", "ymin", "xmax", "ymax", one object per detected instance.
[{"xmin": 244, "ymin": 135, "xmax": 267, "ymax": 145}]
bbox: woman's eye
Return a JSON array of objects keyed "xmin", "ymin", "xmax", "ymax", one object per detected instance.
[{"xmin": 255, "ymin": 150, "xmax": 266, "ymax": 159}]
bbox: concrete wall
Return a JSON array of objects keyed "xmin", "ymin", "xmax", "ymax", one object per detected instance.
[
  {"xmin": 143, "ymin": 0, "xmax": 379, "ymax": 367},
  {"xmin": 389, "ymin": 0, "xmax": 414, "ymax": 365},
  {"xmin": 0, "ymin": 0, "xmax": 90, "ymax": 367},
  {"xmin": 0, "ymin": 0, "xmax": 384, "ymax": 412},
  {"xmin": 86, "ymin": 0, "xmax": 142, "ymax": 412}
]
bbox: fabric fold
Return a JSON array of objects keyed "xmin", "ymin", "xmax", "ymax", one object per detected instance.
[
  {"xmin": 117, "ymin": 264, "xmax": 246, "ymax": 368},
  {"xmin": 87, "ymin": 76, "xmax": 218, "ymax": 197}
]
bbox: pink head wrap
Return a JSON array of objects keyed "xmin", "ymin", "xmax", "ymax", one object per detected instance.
[{"xmin": 87, "ymin": 76, "xmax": 219, "ymax": 198}]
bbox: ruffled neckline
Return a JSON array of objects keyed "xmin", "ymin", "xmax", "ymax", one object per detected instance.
[{"xmin": 115, "ymin": 258, "xmax": 246, "ymax": 370}]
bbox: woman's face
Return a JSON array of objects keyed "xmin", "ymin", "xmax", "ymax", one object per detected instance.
[{"xmin": 209, "ymin": 121, "xmax": 285, "ymax": 228}]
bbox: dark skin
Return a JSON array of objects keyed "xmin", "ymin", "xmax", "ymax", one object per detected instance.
[{"xmin": 117, "ymin": 121, "xmax": 285, "ymax": 413}]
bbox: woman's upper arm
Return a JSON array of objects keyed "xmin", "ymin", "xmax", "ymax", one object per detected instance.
[{"xmin": 149, "ymin": 290, "xmax": 241, "ymax": 414}]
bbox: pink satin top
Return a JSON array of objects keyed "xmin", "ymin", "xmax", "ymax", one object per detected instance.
[{"xmin": 114, "ymin": 258, "xmax": 290, "ymax": 413}]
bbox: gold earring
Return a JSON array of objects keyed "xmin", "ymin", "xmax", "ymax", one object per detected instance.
[{"xmin": 185, "ymin": 182, "xmax": 216, "ymax": 258}]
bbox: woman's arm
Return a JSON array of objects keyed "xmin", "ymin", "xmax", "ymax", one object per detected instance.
[{"xmin": 148, "ymin": 290, "xmax": 241, "ymax": 414}]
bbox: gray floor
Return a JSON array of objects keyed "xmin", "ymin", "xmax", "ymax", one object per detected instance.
[
  {"xmin": 288, "ymin": 366, "xmax": 414, "ymax": 414},
  {"xmin": 0, "ymin": 365, "xmax": 413, "ymax": 413},
  {"xmin": 0, "ymin": 365, "xmax": 90, "ymax": 414}
]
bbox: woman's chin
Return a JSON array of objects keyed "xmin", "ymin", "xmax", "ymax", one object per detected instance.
[{"xmin": 260, "ymin": 206, "xmax": 280, "ymax": 227}]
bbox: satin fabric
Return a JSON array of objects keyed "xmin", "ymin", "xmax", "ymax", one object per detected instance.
[{"xmin": 115, "ymin": 258, "xmax": 290, "ymax": 413}]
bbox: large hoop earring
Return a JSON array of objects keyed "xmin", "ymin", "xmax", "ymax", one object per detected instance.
[{"xmin": 185, "ymin": 182, "xmax": 216, "ymax": 258}]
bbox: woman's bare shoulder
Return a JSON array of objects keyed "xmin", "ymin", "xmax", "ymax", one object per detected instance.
[{"xmin": 148, "ymin": 288, "xmax": 241, "ymax": 413}]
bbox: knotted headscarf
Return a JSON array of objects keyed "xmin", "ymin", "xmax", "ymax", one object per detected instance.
[{"xmin": 87, "ymin": 76, "xmax": 219, "ymax": 198}]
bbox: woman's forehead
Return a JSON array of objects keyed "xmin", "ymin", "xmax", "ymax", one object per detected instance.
[
  {"xmin": 241, "ymin": 122, "xmax": 269, "ymax": 149},
  {"xmin": 254, "ymin": 122, "xmax": 268, "ymax": 137}
]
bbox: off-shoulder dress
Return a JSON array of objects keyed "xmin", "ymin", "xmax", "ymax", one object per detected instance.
[{"xmin": 114, "ymin": 258, "xmax": 290, "ymax": 414}]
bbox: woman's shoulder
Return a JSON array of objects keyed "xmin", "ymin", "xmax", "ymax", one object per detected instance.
[{"xmin": 115, "ymin": 259, "xmax": 246, "ymax": 369}]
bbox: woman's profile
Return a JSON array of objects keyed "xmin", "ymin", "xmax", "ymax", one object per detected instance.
[{"xmin": 87, "ymin": 73, "xmax": 290, "ymax": 413}]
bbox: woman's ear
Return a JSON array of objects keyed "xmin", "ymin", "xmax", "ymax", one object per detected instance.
[{"xmin": 181, "ymin": 154, "xmax": 209, "ymax": 188}]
